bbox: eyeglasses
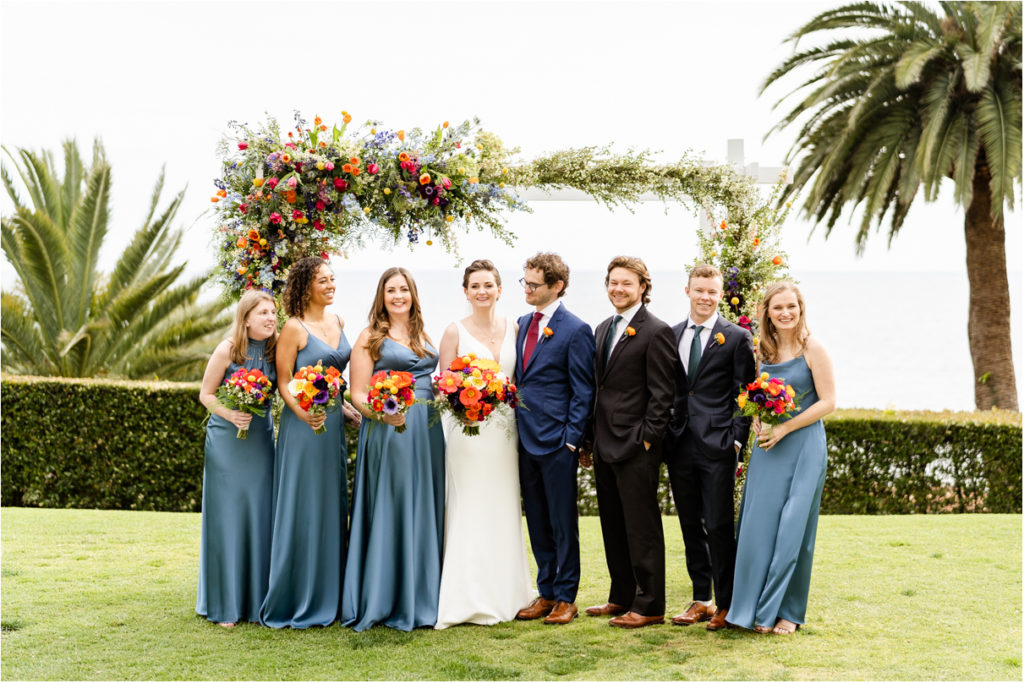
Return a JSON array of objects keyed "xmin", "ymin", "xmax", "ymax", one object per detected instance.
[{"xmin": 519, "ymin": 277, "xmax": 544, "ymax": 292}]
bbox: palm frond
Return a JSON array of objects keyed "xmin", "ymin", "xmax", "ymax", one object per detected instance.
[
  {"xmin": 4, "ymin": 208, "xmax": 69, "ymax": 338},
  {"xmin": 66, "ymin": 162, "xmax": 111, "ymax": 327},
  {"xmin": 0, "ymin": 292, "xmax": 50, "ymax": 374},
  {"xmin": 975, "ymin": 78, "xmax": 1022, "ymax": 215}
]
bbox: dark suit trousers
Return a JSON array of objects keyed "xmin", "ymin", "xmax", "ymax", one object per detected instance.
[
  {"xmin": 594, "ymin": 449, "xmax": 665, "ymax": 616},
  {"xmin": 519, "ymin": 446, "xmax": 580, "ymax": 604},
  {"xmin": 665, "ymin": 430, "xmax": 737, "ymax": 609}
]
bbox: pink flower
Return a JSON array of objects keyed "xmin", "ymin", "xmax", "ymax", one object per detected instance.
[
  {"xmin": 367, "ymin": 163, "xmax": 379, "ymax": 175},
  {"xmin": 315, "ymin": 200, "xmax": 326, "ymax": 211},
  {"xmin": 455, "ymin": 142, "xmax": 461, "ymax": 148},
  {"xmin": 333, "ymin": 178, "xmax": 347, "ymax": 191},
  {"xmin": 238, "ymin": 142, "xmax": 248, "ymax": 150},
  {"xmin": 400, "ymin": 160, "xmax": 411, "ymax": 171},
  {"xmin": 432, "ymin": 197, "xmax": 440, "ymax": 205},
  {"xmin": 287, "ymin": 177, "xmax": 297, "ymax": 188},
  {"xmin": 441, "ymin": 177, "xmax": 452, "ymax": 189},
  {"xmin": 269, "ymin": 212, "xmax": 282, "ymax": 225},
  {"xmin": 324, "ymin": 161, "xmax": 335, "ymax": 171},
  {"xmin": 314, "ymin": 220, "xmax": 324, "ymax": 231},
  {"xmin": 292, "ymin": 210, "xmax": 303, "ymax": 220},
  {"xmin": 284, "ymin": 142, "xmax": 297, "ymax": 150},
  {"xmin": 239, "ymin": 203, "xmax": 248, "ymax": 214},
  {"xmin": 267, "ymin": 178, "xmax": 279, "ymax": 189},
  {"xmin": 320, "ymin": 252, "xmax": 330, "ymax": 261}
]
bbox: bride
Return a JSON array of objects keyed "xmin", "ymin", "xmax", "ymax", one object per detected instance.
[{"xmin": 434, "ymin": 259, "xmax": 534, "ymax": 629}]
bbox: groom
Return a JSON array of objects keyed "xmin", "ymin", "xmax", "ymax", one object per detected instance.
[
  {"xmin": 514, "ymin": 252, "xmax": 596, "ymax": 625},
  {"xmin": 664, "ymin": 264, "xmax": 755, "ymax": 631}
]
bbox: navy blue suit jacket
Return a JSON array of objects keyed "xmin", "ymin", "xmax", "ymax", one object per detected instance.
[
  {"xmin": 667, "ymin": 315, "xmax": 756, "ymax": 459},
  {"xmin": 514, "ymin": 302, "xmax": 596, "ymax": 456}
]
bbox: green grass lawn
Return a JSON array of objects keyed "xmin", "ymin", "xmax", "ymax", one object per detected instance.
[{"xmin": 1, "ymin": 508, "xmax": 1020, "ymax": 680}]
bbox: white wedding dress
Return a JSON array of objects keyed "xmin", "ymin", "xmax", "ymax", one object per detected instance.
[{"xmin": 434, "ymin": 318, "xmax": 535, "ymax": 629}]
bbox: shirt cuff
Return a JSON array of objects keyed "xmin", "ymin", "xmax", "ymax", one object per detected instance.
[
  {"xmin": 566, "ymin": 443, "xmax": 577, "ymax": 452},
  {"xmin": 734, "ymin": 440, "xmax": 742, "ymax": 451}
]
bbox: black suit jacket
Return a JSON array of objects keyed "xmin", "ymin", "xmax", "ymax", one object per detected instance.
[
  {"xmin": 668, "ymin": 315, "xmax": 756, "ymax": 459},
  {"xmin": 585, "ymin": 305, "xmax": 677, "ymax": 464}
]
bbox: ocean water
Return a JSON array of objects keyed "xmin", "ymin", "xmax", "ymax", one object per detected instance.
[{"xmin": 329, "ymin": 269, "xmax": 1022, "ymax": 412}]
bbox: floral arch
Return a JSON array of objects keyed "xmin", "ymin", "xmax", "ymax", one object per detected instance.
[{"xmin": 212, "ymin": 112, "xmax": 791, "ymax": 341}]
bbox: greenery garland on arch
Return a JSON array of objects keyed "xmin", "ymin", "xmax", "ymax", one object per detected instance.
[{"xmin": 211, "ymin": 111, "xmax": 792, "ymax": 338}]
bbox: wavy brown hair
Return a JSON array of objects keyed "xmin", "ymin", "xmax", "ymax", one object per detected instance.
[
  {"xmin": 282, "ymin": 256, "xmax": 328, "ymax": 318},
  {"xmin": 366, "ymin": 267, "xmax": 434, "ymax": 361},
  {"xmin": 605, "ymin": 255, "xmax": 652, "ymax": 304},
  {"xmin": 524, "ymin": 252, "xmax": 569, "ymax": 297},
  {"xmin": 758, "ymin": 280, "xmax": 810, "ymax": 364},
  {"xmin": 229, "ymin": 290, "xmax": 277, "ymax": 365},
  {"xmin": 462, "ymin": 259, "xmax": 501, "ymax": 288}
]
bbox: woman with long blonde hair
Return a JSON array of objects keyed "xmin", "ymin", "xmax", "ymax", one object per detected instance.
[
  {"xmin": 728, "ymin": 281, "xmax": 836, "ymax": 635},
  {"xmin": 342, "ymin": 267, "xmax": 446, "ymax": 632},
  {"xmin": 196, "ymin": 289, "xmax": 278, "ymax": 627}
]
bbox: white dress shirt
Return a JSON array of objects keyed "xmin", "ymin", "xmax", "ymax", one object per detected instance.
[
  {"xmin": 678, "ymin": 311, "xmax": 719, "ymax": 373},
  {"xmin": 606, "ymin": 302, "xmax": 643, "ymax": 356},
  {"xmin": 525, "ymin": 299, "xmax": 562, "ymax": 350}
]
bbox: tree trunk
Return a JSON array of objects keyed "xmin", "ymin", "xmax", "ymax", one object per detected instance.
[{"xmin": 964, "ymin": 157, "xmax": 1018, "ymax": 411}]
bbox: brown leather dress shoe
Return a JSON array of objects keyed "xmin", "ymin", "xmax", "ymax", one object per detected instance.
[
  {"xmin": 585, "ymin": 602, "xmax": 628, "ymax": 617},
  {"xmin": 516, "ymin": 597, "xmax": 556, "ymax": 620},
  {"xmin": 608, "ymin": 611, "xmax": 665, "ymax": 629},
  {"xmin": 671, "ymin": 601, "xmax": 714, "ymax": 626},
  {"xmin": 706, "ymin": 608, "xmax": 730, "ymax": 631},
  {"xmin": 543, "ymin": 601, "xmax": 578, "ymax": 625}
]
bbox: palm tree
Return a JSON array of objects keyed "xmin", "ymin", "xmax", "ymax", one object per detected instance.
[
  {"xmin": 1, "ymin": 140, "xmax": 231, "ymax": 379},
  {"xmin": 763, "ymin": 1, "xmax": 1021, "ymax": 410}
]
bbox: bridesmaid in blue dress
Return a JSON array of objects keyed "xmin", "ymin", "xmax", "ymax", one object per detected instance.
[
  {"xmin": 260, "ymin": 256, "xmax": 359, "ymax": 628},
  {"xmin": 196, "ymin": 290, "xmax": 279, "ymax": 627},
  {"xmin": 728, "ymin": 281, "xmax": 836, "ymax": 635},
  {"xmin": 342, "ymin": 267, "xmax": 445, "ymax": 632}
]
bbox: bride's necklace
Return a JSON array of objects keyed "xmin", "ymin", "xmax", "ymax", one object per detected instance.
[{"xmin": 469, "ymin": 318, "xmax": 500, "ymax": 344}]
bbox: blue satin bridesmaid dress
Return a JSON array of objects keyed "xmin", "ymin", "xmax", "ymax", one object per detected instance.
[
  {"xmin": 341, "ymin": 338, "xmax": 445, "ymax": 632},
  {"xmin": 259, "ymin": 319, "xmax": 351, "ymax": 628},
  {"xmin": 196, "ymin": 337, "xmax": 276, "ymax": 624},
  {"xmin": 728, "ymin": 355, "xmax": 828, "ymax": 630}
]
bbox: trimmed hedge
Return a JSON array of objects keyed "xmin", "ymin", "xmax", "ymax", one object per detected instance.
[{"xmin": 2, "ymin": 377, "xmax": 1021, "ymax": 514}]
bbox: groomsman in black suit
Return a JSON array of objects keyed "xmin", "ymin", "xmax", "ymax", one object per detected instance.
[
  {"xmin": 580, "ymin": 256, "xmax": 676, "ymax": 629},
  {"xmin": 665, "ymin": 264, "xmax": 755, "ymax": 631}
]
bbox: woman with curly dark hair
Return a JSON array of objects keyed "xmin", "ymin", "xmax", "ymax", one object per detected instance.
[{"xmin": 260, "ymin": 256, "xmax": 360, "ymax": 628}]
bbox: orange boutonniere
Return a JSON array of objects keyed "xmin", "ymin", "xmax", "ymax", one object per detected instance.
[
  {"xmin": 543, "ymin": 327, "xmax": 553, "ymax": 337},
  {"xmin": 625, "ymin": 326, "xmax": 636, "ymax": 337},
  {"xmin": 715, "ymin": 332, "xmax": 726, "ymax": 345}
]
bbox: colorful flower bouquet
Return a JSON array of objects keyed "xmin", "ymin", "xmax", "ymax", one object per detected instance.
[
  {"xmin": 736, "ymin": 372, "xmax": 800, "ymax": 438},
  {"xmin": 212, "ymin": 112, "xmax": 529, "ymax": 299},
  {"xmin": 215, "ymin": 367, "xmax": 274, "ymax": 439},
  {"xmin": 367, "ymin": 370, "xmax": 417, "ymax": 433},
  {"xmin": 434, "ymin": 353, "xmax": 518, "ymax": 436},
  {"xmin": 286, "ymin": 362, "xmax": 345, "ymax": 434}
]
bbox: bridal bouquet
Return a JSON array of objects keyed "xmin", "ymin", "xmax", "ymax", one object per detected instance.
[
  {"xmin": 287, "ymin": 362, "xmax": 345, "ymax": 434},
  {"xmin": 736, "ymin": 372, "xmax": 799, "ymax": 438},
  {"xmin": 367, "ymin": 370, "xmax": 417, "ymax": 433},
  {"xmin": 434, "ymin": 353, "xmax": 518, "ymax": 436},
  {"xmin": 215, "ymin": 367, "xmax": 275, "ymax": 439}
]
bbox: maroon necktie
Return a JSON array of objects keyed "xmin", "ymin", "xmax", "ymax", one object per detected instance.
[{"xmin": 521, "ymin": 311, "xmax": 544, "ymax": 369}]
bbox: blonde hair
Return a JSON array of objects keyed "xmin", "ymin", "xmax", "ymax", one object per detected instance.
[
  {"xmin": 366, "ymin": 267, "xmax": 434, "ymax": 361},
  {"xmin": 230, "ymin": 290, "xmax": 277, "ymax": 365},
  {"xmin": 758, "ymin": 281, "xmax": 809, "ymax": 364},
  {"xmin": 687, "ymin": 263, "xmax": 722, "ymax": 284}
]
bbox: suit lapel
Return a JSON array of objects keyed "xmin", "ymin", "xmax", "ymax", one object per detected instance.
[
  {"xmin": 516, "ymin": 312, "xmax": 531, "ymax": 377},
  {"xmin": 522, "ymin": 303, "xmax": 563, "ymax": 375},
  {"xmin": 595, "ymin": 316, "xmax": 612, "ymax": 376},
  {"xmin": 602, "ymin": 306, "xmax": 646, "ymax": 379},
  {"xmin": 691, "ymin": 315, "xmax": 729, "ymax": 382}
]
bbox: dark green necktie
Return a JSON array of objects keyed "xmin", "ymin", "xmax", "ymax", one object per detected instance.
[
  {"xmin": 688, "ymin": 324, "xmax": 704, "ymax": 376},
  {"xmin": 604, "ymin": 314, "xmax": 623, "ymax": 364}
]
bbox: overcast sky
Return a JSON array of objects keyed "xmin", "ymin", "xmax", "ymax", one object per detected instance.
[{"xmin": 1, "ymin": 0, "xmax": 1020, "ymax": 284}]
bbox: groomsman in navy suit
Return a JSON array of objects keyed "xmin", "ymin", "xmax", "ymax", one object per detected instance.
[
  {"xmin": 664, "ymin": 264, "xmax": 756, "ymax": 631},
  {"xmin": 579, "ymin": 257, "xmax": 676, "ymax": 628},
  {"xmin": 514, "ymin": 252, "xmax": 596, "ymax": 625}
]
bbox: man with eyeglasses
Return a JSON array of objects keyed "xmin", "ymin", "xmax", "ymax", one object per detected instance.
[{"xmin": 513, "ymin": 252, "xmax": 595, "ymax": 626}]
